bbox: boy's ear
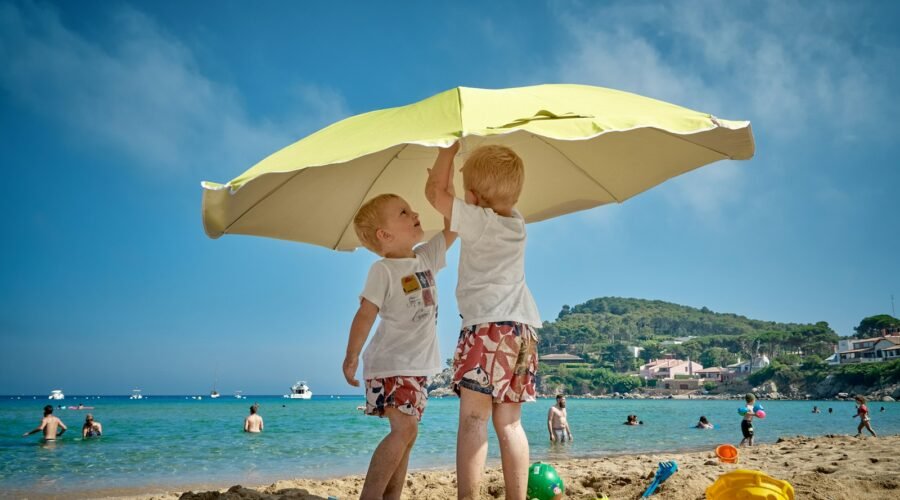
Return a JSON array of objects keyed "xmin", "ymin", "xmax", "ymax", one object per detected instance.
[
  {"xmin": 465, "ymin": 189, "xmax": 479, "ymax": 206},
  {"xmin": 375, "ymin": 228, "xmax": 391, "ymax": 242}
]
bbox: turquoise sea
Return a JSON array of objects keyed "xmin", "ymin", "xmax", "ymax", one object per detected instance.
[{"xmin": 1, "ymin": 395, "xmax": 898, "ymax": 497}]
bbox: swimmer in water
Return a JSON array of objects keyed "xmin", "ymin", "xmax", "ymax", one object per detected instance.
[
  {"xmin": 23, "ymin": 405, "xmax": 67, "ymax": 442},
  {"xmin": 244, "ymin": 404, "xmax": 264, "ymax": 433},
  {"xmin": 82, "ymin": 414, "xmax": 102, "ymax": 438}
]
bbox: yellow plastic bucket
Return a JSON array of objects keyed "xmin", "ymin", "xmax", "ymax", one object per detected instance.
[
  {"xmin": 715, "ymin": 444, "xmax": 739, "ymax": 464},
  {"xmin": 706, "ymin": 469, "xmax": 794, "ymax": 500}
]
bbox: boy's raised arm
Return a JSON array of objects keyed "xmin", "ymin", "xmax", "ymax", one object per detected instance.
[
  {"xmin": 425, "ymin": 142, "xmax": 459, "ymax": 221},
  {"xmin": 342, "ymin": 298, "xmax": 379, "ymax": 387}
]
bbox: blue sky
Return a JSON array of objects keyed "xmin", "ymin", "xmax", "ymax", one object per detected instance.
[{"xmin": 1, "ymin": 0, "xmax": 898, "ymax": 396}]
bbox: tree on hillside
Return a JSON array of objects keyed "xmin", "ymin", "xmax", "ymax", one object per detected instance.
[
  {"xmin": 639, "ymin": 341, "xmax": 664, "ymax": 363},
  {"xmin": 602, "ymin": 342, "xmax": 636, "ymax": 372},
  {"xmin": 699, "ymin": 347, "xmax": 737, "ymax": 368},
  {"xmin": 854, "ymin": 315, "xmax": 900, "ymax": 338}
]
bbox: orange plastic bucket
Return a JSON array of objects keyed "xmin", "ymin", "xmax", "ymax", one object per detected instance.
[{"xmin": 715, "ymin": 444, "xmax": 739, "ymax": 464}]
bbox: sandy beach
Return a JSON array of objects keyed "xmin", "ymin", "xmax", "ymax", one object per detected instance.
[{"xmin": 129, "ymin": 433, "xmax": 900, "ymax": 500}]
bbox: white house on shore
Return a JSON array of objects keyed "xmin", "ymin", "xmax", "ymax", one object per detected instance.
[
  {"xmin": 727, "ymin": 355, "xmax": 771, "ymax": 376},
  {"xmin": 639, "ymin": 358, "xmax": 703, "ymax": 380},
  {"xmin": 836, "ymin": 334, "xmax": 900, "ymax": 364}
]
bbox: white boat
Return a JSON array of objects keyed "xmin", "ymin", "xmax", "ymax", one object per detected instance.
[
  {"xmin": 129, "ymin": 389, "xmax": 143, "ymax": 400},
  {"xmin": 210, "ymin": 390, "xmax": 220, "ymax": 399},
  {"xmin": 48, "ymin": 389, "xmax": 65, "ymax": 400},
  {"xmin": 283, "ymin": 381, "xmax": 313, "ymax": 399},
  {"xmin": 234, "ymin": 391, "xmax": 245, "ymax": 399}
]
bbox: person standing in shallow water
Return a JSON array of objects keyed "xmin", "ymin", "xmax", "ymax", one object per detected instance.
[
  {"xmin": 23, "ymin": 405, "xmax": 67, "ymax": 441},
  {"xmin": 244, "ymin": 404, "xmax": 263, "ymax": 433},
  {"xmin": 547, "ymin": 395, "xmax": 573, "ymax": 442},
  {"xmin": 82, "ymin": 414, "xmax": 102, "ymax": 438}
]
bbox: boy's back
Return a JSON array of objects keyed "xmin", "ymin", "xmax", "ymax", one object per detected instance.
[{"xmin": 451, "ymin": 197, "xmax": 541, "ymax": 328}]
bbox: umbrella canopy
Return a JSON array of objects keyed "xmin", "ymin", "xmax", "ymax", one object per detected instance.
[{"xmin": 201, "ymin": 83, "xmax": 754, "ymax": 251}]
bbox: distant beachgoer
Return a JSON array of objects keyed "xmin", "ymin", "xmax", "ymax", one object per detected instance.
[
  {"xmin": 82, "ymin": 414, "xmax": 102, "ymax": 438},
  {"xmin": 696, "ymin": 416, "xmax": 713, "ymax": 429},
  {"xmin": 23, "ymin": 405, "xmax": 67, "ymax": 441},
  {"xmin": 244, "ymin": 404, "xmax": 264, "ymax": 433},
  {"xmin": 547, "ymin": 395, "xmax": 573, "ymax": 442},
  {"xmin": 853, "ymin": 396, "xmax": 877, "ymax": 438},
  {"xmin": 828, "ymin": 407, "xmax": 833, "ymax": 414},
  {"xmin": 739, "ymin": 393, "xmax": 757, "ymax": 447},
  {"xmin": 812, "ymin": 406, "xmax": 820, "ymax": 413},
  {"xmin": 624, "ymin": 414, "xmax": 641, "ymax": 426},
  {"xmin": 880, "ymin": 406, "xmax": 885, "ymax": 412}
]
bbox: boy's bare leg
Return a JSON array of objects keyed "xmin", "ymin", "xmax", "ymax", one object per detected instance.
[
  {"xmin": 864, "ymin": 421, "xmax": 877, "ymax": 437},
  {"xmin": 384, "ymin": 415, "xmax": 418, "ymax": 500},
  {"xmin": 457, "ymin": 388, "xmax": 492, "ymax": 500},
  {"xmin": 493, "ymin": 402, "xmax": 529, "ymax": 500},
  {"xmin": 361, "ymin": 408, "xmax": 418, "ymax": 500}
]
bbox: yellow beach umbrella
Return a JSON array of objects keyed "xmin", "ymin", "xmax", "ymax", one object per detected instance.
[{"xmin": 201, "ymin": 83, "xmax": 754, "ymax": 251}]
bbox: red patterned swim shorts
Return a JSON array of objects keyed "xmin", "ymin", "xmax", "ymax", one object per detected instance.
[
  {"xmin": 452, "ymin": 321, "xmax": 538, "ymax": 403},
  {"xmin": 365, "ymin": 376, "xmax": 428, "ymax": 421}
]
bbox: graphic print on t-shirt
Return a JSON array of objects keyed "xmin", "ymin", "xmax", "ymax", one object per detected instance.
[
  {"xmin": 422, "ymin": 288, "xmax": 434, "ymax": 307},
  {"xmin": 401, "ymin": 270, "xmax": 436, "ymax": 323},
  {"xmin": 401, "ymin": 275, "xmax": 421, "ymax": 294}
]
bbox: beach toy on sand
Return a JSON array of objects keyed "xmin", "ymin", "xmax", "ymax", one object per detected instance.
[
  {"xmin": 755, "ymin": 409, "xmax": 767, "ymax": 419},
  {"xmin": 527, "ymin": 462, "xmax": 564, "ymax": 500},
  {"xmin": 641, "ymin": 460, "xmax": 677, "ymax": 497},
  {"xmin": 715, "ymin": 444, "xmax": 739, "ymax": 464},
  {"xmin": 706, "ymin": 469, "xmax": 794, "ymax": 500}
]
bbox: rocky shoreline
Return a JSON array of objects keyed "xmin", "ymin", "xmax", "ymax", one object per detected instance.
[{"xmin": 426, "ymin": 367, "xmax": 900, "ymax": 402}]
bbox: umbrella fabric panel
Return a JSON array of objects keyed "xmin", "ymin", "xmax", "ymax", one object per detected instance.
[
  {"xmin": 203, "ymin": 147, "xmax": 403, "ymax": 248},
  {"xmin": 228, "ymin": 89, "xmax": 461, "ymax": 190},
  {"xmin": 457, "ymin": 85, "xmax": 732, "ymax": 139}
]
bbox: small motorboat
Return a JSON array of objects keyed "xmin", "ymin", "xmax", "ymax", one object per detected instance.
[{"xmin": 283, "ymin": 381, "xmax": 313, "ymax": 399}]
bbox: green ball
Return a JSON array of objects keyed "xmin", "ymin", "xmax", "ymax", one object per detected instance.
[{"xmin": 527, "ymin": 462, "xmax": 564, "ymax": 500}]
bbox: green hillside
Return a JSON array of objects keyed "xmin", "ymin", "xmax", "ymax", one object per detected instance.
[
  {"xmin": 537, "ymin": 297, "xmax": 839, "ymax": 368},
  {"xmin": 532, "ymin": 297, "xmax": 900, "ymax": 397}
]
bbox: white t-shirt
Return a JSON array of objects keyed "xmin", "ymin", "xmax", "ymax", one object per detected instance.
[
  {"xmin": 360, "ymin": 233, "xmax": 446, "ymax": 379},
  {"xmin": 450, "ymin": 198, "xmax": 542, "ymax": 328}
]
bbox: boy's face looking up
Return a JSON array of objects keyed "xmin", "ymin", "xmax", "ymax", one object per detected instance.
[{"xmin": 376, "ymin": 197, "xmax": 423, "ymax": 257}]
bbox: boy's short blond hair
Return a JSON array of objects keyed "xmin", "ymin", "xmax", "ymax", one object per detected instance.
[
  {"xmin": 462, "ymin": 144, "xmax": 524, "ymax": 207},
  {"xmin": 353, "ymin": 194, "xmax": 400, "ymax": 254}
]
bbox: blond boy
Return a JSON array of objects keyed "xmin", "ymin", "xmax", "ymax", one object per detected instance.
[
  {"xmin": 426, "ymin": 142, "xmax": 541, "ymax": 500},
  {"xmin": 342, "ymin": 193, "xmax": 455, "ymax": 500}
]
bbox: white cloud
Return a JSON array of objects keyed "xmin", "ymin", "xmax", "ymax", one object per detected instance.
[
  {"xmin": 0, "ymin": 2, "xmax": 349, "ymax": 179},
  {"xmin": 541, "ymin": 0, "xmax": 898, "ymax": 218},
  {"xmin": 549, "ymin": 0, "xmax": 896, "ymax": 137}
]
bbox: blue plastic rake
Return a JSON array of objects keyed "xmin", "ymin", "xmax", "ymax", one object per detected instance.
[{"xmin": 641, "ymin": 460, "xmax": 678, "ymax": 497}]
